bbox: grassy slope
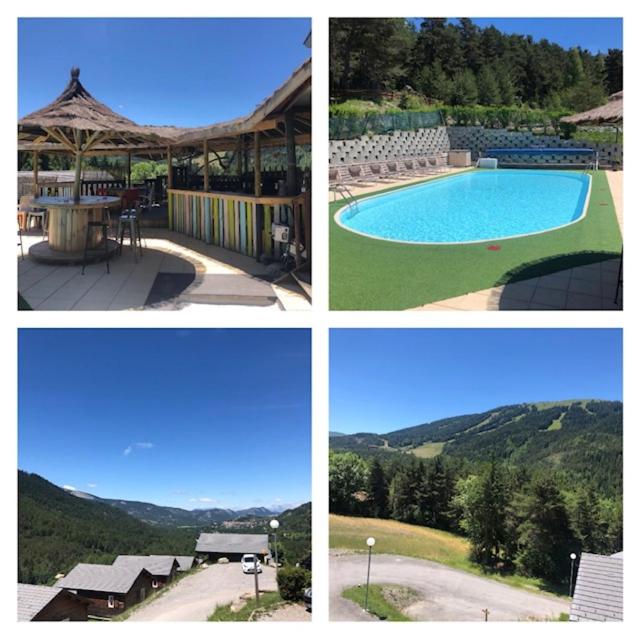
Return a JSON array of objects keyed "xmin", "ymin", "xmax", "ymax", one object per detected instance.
[
  {"xmin": 208, "ymin": 592, "xmax": 283, "ymax": 621},
  {"xmin": 410, "ymin": 442, "xmax": 445, "ymax": 458},
  {"xmin": 329, "ymin": 170, "xmax": 621, "ymax": 310},
  {"xmin": 342, "ymin": 584, "xmax": 412, "ymax": 621},
  {"xmin": 330, "ymin": 514, "xmax": 562, "ymax": 595}
]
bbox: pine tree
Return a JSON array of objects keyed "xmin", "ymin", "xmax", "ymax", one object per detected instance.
[
  {"xmin": 517, "ymin": 476, "xmax": 577, "ymax": 582},
  {"xmin": 367, "ymin": 458, "xmax": 389, "ymax": 519},
  {"xmin": 449, "ymin": 69, "xmax": 478, "ymax": 105},
  {"xmin": 477, "ymin": 67, "xmax": 501, "ymax": 105}
]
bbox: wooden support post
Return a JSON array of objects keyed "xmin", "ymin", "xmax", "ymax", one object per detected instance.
[
  {"xmin": 73, "ymin": 152, "xmax": 83, "ymax": 203},
  {"xmin": 254, "ymin": 130, "xmax": 263, "ymax": 262},
  {"xmin": 284, "ymin": 110, "xmax": 298, "ymax": 196},
  {"xmin": 32, "ymin": 150, "xmax": 39, "ymax": 197},
  {"xmin": 167, "ymin": 147, "xmax": 173, "ymax": 189},
  {"xmin": 126, "ymin": 152, "xmax": 132, "ymax": 188},
  {"xmin": 203, "ymin": 140, "xmax": 209, "ymax": 192}
]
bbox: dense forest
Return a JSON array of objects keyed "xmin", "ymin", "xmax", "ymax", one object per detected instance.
[
  {"xmin": 329, "ymin": 400, "xmax": 622, "ymax": 585},
  {"xmin": 18, "ymin": 471, "xmax": 312, "ymax": 584},
  {"xmin": 330, "ymin": 18, "xmax": 622, "ymax": 112},
  {"xmin": 18, "ymin": 471, "xmax": 198, "ymax": 585}
]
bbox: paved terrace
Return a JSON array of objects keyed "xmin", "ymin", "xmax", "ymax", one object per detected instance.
[{"xmin": 18, "ymin": 229, "xmax": 309, "ymax": 311}]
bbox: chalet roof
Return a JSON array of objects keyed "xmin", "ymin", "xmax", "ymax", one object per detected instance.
[
  {"xmin": 17, "ymin": 584, "xmax": 67, "ymax": 621},
  {"xmin": 149, "ymin": 555, "xmax": 195, "ymax": 571},
  {"xmin": 570, "ymin": 552, "xmax": 623, "ymax": 621},
  {"xmin": 112, "ymin": 555, "xmax": 179, "ymax": 577},
  {"xmin": 561, "ymin": 91, "xmax": 623, "ymax": 125},
  {"xmin": 55, "ymin": 563, "xmax": 151, "ymax": 594},
  {"xmin": 195, "ymin": 532, "xmax": 269, "ymax": 555}
]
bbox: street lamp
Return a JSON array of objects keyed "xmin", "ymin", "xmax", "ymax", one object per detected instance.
[
  {"xmin": 569, "ymin": 553, "xmax": 577, "ymax": 597},
  {"xmin": 270, "ymin": 519, "xmax": 280, "ymax": 573},
  {"xmin": 364, "ymin": 537, "xmax": 376, "ymax": 612}
]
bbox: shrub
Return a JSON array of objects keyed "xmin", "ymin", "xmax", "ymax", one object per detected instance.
[{"xmin": 277, "ymin": 565, "xmax": 311, "ymax": 601}]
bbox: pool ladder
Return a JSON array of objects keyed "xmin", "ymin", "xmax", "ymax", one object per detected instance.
[{"xmin": 336, "ymin": 186, "xmax": 361, "ymax": 217}]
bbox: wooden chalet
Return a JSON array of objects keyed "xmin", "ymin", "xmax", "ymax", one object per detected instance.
[
  {"xmin": 55, "ymin": 564, "xmax": 154, "ymax": 617},
  {"xmin": 18, "ymin": 583, "xmax": 89, "ymax": 621},
  {"xmin": 195, "ymin": 532, "xmax": 271, "ymax": 562},
  {"xmin": 149, "ymin": 554, "xmax": 196, "ymax": 572}
]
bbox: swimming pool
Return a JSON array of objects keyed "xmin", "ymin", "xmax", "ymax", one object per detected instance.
[{"xmin": 336, "ymin": 169, "xmax": 592, "ymax": 244}]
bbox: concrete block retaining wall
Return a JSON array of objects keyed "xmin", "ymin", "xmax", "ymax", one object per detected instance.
[{"xmin": 329, "ymin": 126, "xmax": 622, "ymax": 167}]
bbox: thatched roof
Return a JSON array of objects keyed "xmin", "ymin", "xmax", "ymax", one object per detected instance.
[
  {"xmin": 561, "ymin": 91, "xmax": 623, "ymax": 125},
  {"xmin": 18, "ymin": 60, "xmax": 311, "ymax": 156},
  {"xmin": 18, "ymin": 68, "xmax": 177, "ymax": 150}
]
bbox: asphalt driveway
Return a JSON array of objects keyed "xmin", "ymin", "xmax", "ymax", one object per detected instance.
[
  {"xmin": 127, "ymin": 563, "xmax": 277, "ymax": 621},
  {"xmin": 330, "ymin": 550, "xmax": 569, "ymax": 621}
]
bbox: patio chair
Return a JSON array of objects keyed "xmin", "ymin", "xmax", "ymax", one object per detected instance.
[
  {"xmin": 17, "ymin": 222, "xmax": 24, "ymax": 260},
  {"xmin": 81, "ymin": 216, "xmax": 111, "ymax": 275},
  {"xmin": 427, "ymin": 155, "xmax": 447, "ymax": 173},
  {"xmin": 117, "ymin": 201, "xmax": 144, "ymax": 263},
  {"xmin": 415, "ymin": 157, "xmax": 439, "ymax": 175},
  {"xmin": 385, "ymin": 160, "xmax": 413, "ymax": 180},
  {"xmin": 19, "ymin": 195, "xmax": 48, "ymax": 238}
]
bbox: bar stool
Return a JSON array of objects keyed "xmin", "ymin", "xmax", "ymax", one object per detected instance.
[
  {"xmin": 117, "ymin": 203, "xmax": 143, "ymax": 262},
  {"xmin": 81, "ymin": 214, "xmax": 111, "ymax": 275}
]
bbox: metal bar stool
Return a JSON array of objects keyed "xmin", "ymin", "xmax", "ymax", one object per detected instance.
[
  {"xmin": 81, "ymin": 213, "xmax": 111, "ymax": 275},
  {"xmin": 117, "ymin": 203, "xmax": 143, "ymax": 262}
]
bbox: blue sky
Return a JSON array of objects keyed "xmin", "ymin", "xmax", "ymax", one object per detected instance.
[
  {"xmin": 18, "ymin": 18, "xmax": 310, "ymax": 126},
  {"xmin": 330, "ymin": 329, "xmax": 622, "ymax": 434},
  {"xmin": 411, "ymin": 18, "xmax": 622, "ymax": 53},
  {"xmin": 18, "ymin": 329, "xmax": 311, "ymax": 510}
]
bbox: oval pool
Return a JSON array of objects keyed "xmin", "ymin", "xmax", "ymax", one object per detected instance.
[{"xmin": 336, "ymin": 169, "xmax": 592, "ymax": 244}]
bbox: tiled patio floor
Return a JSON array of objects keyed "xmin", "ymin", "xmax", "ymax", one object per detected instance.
[
  {"xmin": 18, "ymin": 229, "xmax": 310, "ymax": 311},
  {"xmin": 414, "ymin": 257, "xmax": 622, "ymax": 311}
]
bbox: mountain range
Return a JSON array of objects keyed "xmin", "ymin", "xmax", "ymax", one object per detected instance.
[
  {"xmin": 64, "ymin": 488, "xmax": 279, "ymax": 526},
  {"xmin": 331, "ymin": 399, "xmax": 622, "ymax": 494}
]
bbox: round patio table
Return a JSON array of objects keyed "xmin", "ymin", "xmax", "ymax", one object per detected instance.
[{"xmin": 29, "ymin": 195, "xmax": 122, "ymax": 264}]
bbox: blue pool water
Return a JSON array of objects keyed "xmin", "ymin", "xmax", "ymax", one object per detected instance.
[{"xmin": 337, "ymin": 169, "xmax": 591, "ymax": 244}]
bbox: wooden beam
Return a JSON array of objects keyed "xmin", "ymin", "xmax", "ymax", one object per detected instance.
[
  {"xmin": 203, "ymin": 139, "xmax": 209, "ymax": 192},
  {"xmin": 167, "ymin": 146, "xmax": 173, "ymax": 189},
  {"xmin": 253, "ymin": 116, "xmax": 285, "ymax": 132},
  {"xmin": 32, "ymin": 150, "xmax": 38, "ymax": 196},
  {"xmin": 253, "ymin": 131, "xmax": 262, "ymax": 196},
  {"xmin": 126, "ymin": 152, "xmax": 132, "ymax": 188},
  {"xmin": 284, "ymin": 110, "xmax": 298, "ymax": 196}
]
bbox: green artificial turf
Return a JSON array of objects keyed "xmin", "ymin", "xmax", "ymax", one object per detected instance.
[{"xmin": 329, "ymin": 170, "xmax": 622, "ymax": 310}]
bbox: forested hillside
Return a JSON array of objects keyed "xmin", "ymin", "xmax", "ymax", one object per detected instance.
[
  {"xmin": 18, "ymin": 471, "xmax": 198, "ymax": 585},
  {"xmin": 329, "ymin": 400, "xmax": 622, "ymax": 585},
  {"xmin": 330, "ymin": 18, "xmax": 622, "ymax": 111}
]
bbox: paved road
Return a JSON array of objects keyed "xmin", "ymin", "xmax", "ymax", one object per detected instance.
[
  {"xmin": 330, "ymin": 550, "xmax": 570, "ymax": 622},
  {"xmin": 259, "ymin": 602, "xmax": 311, "ymax": 622},
  {"xmin": 127, "ymin": 563, "xmax": 277, "ymax": 621}
]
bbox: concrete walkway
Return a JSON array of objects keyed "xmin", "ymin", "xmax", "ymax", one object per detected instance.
[
  {"xmin": 330, "ymin": 551, "xmax": 569, "ymax": 622},
  {"xmin": 18, "ymin": 228, "xmax": 310, "ymax": 311}
]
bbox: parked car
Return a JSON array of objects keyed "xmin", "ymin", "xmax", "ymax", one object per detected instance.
[
  {"xmin": 303, "ymin": 587, "xmax": 312, "ymax": 611},
  {"xmin": 241, "ymin": 554, "xmax": 262, "ymax": 574}
]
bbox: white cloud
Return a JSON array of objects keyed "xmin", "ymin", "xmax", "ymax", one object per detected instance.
[
  {"xmin": 87, "ymin": 483, "xmax": 97, "ymax": 489},
  {"xmin": 63, "ymin": 485, "xmax": 77, "ymax": 491},
  {"xmin": 123, "ymin": 442, "xmax": 154, "ymax": 456},
  {"xmin": 188, "ymin": 497, "xmax": 216, "ymax": 504}
]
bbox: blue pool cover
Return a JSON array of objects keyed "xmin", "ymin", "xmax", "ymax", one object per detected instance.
[{"xmin": 485, "ymin": 147, "xmax": 594, "ymax": 155}]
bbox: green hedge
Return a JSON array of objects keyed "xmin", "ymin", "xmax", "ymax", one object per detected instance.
[{"xmin": 276, "ymin": 566, "xmax": 311, "ymax": 601}]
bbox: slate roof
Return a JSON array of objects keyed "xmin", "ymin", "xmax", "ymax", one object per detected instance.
[
  {"xmin": 112, "ymin": 555, "xmax": 179, "ymax": 577},
  {"xmin": 55, "ymin": 563, "xmax": 150, "ymax": 594},
  {"xmin": 570, "ymin": 552, "xmax": 623, "ymax": 621},
  {"xmin": 149, "ymin": 555, "xmax": 195, "ymax": 572},
  {"xmin": 18, "ymin": 584, "xmax": 64, "ymax": 621},
  {"xmin": 195, "ymin": 532, "xmax": 269, "ymax": 555}
]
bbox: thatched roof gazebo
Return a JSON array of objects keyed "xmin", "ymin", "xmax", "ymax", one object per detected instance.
[
  {"xmin": 18, "ymin": 67, "xmax": 176, "ymax": 201},
  {"xmin": 561, "ymin": 91, "xmax": 623, "ymax": 126}
]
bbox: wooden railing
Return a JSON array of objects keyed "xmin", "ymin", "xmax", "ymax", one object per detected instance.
[
  {"xmin": 34, "ymin": 179, "xmax": 127, "ymax": 198},
  {"xmin": 168, "ymin": 189, "xmax": 311, "ymax": 264}
]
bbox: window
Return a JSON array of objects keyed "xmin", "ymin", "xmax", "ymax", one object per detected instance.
[
  {"xmin": 108, "ymin": 595, "xmax": 115, "ymax": 609},
  {"xmin": 152, "ymin": 579, "xmax": 159, "ymax": 589}
]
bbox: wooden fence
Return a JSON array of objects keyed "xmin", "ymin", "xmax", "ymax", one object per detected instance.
[{"xmin": 168, "ymin": 189, "xmax": 310, "ymax": 264}]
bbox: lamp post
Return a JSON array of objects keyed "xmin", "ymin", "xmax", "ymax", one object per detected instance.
[
  {"xmin": 270, "ymin": 519, "xmax": 280, "ymax": 573},
  {"xmin": 569, "ymin": 553, "xmax": 577, "ymax": 597},
  {"xmin": 253, "ymin": 553, "xmax": 260, "ymax": 606},
  {"xmin": 364, "ymin": 537, "xmax": 375, "ymax": 612}
]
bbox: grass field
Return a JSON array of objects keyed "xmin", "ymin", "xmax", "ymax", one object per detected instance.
[
  {"xmin": 410, "ymin": 442, "xmax": 445, "ymax": 458},
  {"xmin": 342, "ymin": 584, "xmax": 413, "ymax": 621},
  {"xmin": 329, "ymin": 169, "xmax": 622, "ymax": 310},
  {"xmin": 330, "ymin": 514, "xmax": 560, "ymax": 595}
]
